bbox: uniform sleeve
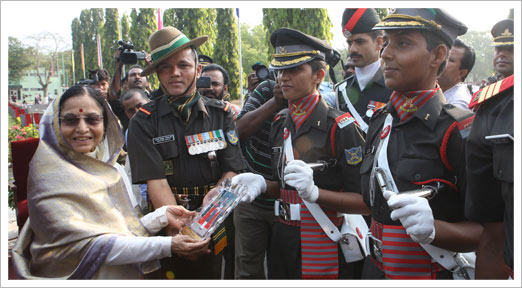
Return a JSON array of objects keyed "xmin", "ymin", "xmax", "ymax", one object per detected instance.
[
  {"xmin": 218, "ymin": 110, "xmax": 247, "ymax": 173},
  {"xmin": 336, "ymin": 123, "xmax": 366, "ymax": 193},
  {"xmin": 127, "ymin": 115, "xmax": 166, "ymax": 184},
  {"xmin": 465, "ymin": 110, "xmax": 503, "ymax": 222}
]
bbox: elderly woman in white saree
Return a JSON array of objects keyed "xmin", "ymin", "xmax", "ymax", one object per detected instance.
[{"xmin": 12, "ymin": 85, "xmax": 210, "ymax": 279}]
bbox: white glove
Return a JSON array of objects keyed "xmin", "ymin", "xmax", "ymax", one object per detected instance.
[
  {"xmin": 283, "ymin": 160, "xmax": 319, "ymax": 203},
  {"xmin": 230, "ymin": 173, "xmax": 266, "ymax": 203},
  {"xmin": 384, "ymin": 189, "xmax": 436, "ymax": 244}
]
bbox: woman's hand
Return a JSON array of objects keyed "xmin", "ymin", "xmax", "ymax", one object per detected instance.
[
  {"xmin": 165, "ymin": 205, "xmax": 196, "ymax": 233},
  {"xmin": 171, "ymin": 235, "xmax": 211, "ymax": 260}
]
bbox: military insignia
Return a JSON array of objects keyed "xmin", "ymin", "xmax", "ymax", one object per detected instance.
[
  {"xmin": 343, "ymin": 29, "xmax": 352, "ymax": 39},
  {"xmin": 380, "ymin": 125, "xmax": 391, "ymax": 139},
  {"xmin": 456, "ymin": 115, "xmax": 475, "ymax": 139},
  {"xmin": 345, "ymin": 146, "xmax": 363, "ymax": 165},
  {"xmin": 501, "ymin": 28, "xmax": 512, "ymax": 36},
  {"xmin": 163, "ymin": 160, "xmax": 174, "ymax": 176},
  {"xmin": 153, "ymin": 134, "xmax": 175, "ymax": 145},
  {"xmin": 335, "ymin": 112, "xmax": 355, "ymax": 129},
  {"xmin": 279, "ymin": 46, "xmax": 287, "ymax": 54},
  {"xmin": 469, "ymin": 75, "xmax": 514, "ymax": 109},
  {"xmin": 283, "ymin": 127, "xmax": 290, "ymax": 139},
  {"xmin": 138, "ymin": 107, "xmax": 151, "ymax": 115},
  {"xmin": 388, "ymin": 8, "xmax": 396, "ymax": 14},
  {"xmin": 226, "ymin": 130, "xmax": 239, "ymax": 145}
]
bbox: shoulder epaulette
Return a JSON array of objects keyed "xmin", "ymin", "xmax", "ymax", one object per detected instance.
[
  {"xmin": 469, "ymin": 75, "xmax": 514, "ymax": 109},
  {"xmin": 273, "ymin": 109, "xmax": 288, "ymax": 123},
  {"xmin": 335, "ymin": 111, "xmax": 356, "ymax": 129},
  {"xmin": 136, "ymin": 101, "xmax": 155, "ymax": 117}
]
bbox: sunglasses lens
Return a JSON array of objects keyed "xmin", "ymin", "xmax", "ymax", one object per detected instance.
[
  {"xmin": 85, "ymin": 115, "xmax": 102, "ymax": 125},
  {"xmin": 62, "ymin": 116, "xmax": 80, "ymax": 126}
]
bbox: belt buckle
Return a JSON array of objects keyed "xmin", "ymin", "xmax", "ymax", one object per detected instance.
[
  {"xmin": 340, "ymin": 234, "xmax": 351, "ymax": 244},
  {"xmin": 279, "ymin": 201, "xmax": 291, "ymax": 221},
  {"xmin": 368, "ymin": 233, "xmax": 383, "ymax": 263}
]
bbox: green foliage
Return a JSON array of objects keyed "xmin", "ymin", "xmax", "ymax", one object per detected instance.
[
  {"xmin": 103, "ymin": 8, "xmax": 120, "ymax": 77},
  {"xmin": 163, "ymin": 8, "xmax": 217, "ymax": 57},
  {"xmin": 262, "ymin": 9, "xmax": 333, "ymax": 64},
  {"xmin": 71, "ymin": 17, "xmax": 82, "ymax": 82},
  {"xmin": 128, "ymin": 9, "xmax": 158, "ymax": 89},
  {"xmin": 8, "ymin": 37, "xmax": 33, "ymax": 84},
  {"xmin": 121, "ymin": 12, "xmax": 131, "ymax": 42},
  {"xmin": 375, "ymin": 8, "xmax": 388, "ymax": 21},
  {"xmin": 240, "ymin": 24, "xmax": 267, "ymax": 83},
  {"xmin": 214, "ymin": 8, "xmax": 240, "ymax": 100},
  {"xmin": 460, "ymin": 30, "xmax": 495, "ymax": 83},
  {"xmin": 79, "ymin": 9, "xmax": 99, "ymax": 76}
]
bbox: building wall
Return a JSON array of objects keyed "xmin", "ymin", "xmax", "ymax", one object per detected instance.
[{"xmin": 14, "ymin": 68, "xmax": 67, "ymax": 104}]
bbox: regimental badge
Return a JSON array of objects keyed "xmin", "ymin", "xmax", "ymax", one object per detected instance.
[
  {"xmin": 345, "ymin": 146, "xmax": 363, "ymax": 165},
  {"xmin": 343, "ymin": 29, "xmax": 352, "ymax": 39},
  {"xmin": 283, "ymin": 127, "xmax": 290, "ymax": 139},
  {"xmin": 226, "ymin": 130, "xmax": 239, "ymax": 145},
  {"xmin": 163, "ymin": 160, "xmax": 174, "ymax": 176},
  {"xmin": 380, "ymin": 125, "xmax": 391, "ymax": 139}
]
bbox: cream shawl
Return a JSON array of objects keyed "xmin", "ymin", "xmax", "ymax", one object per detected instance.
[{"xmin": 12, "ymin": 92, "xmax": 150, "ymax": 279}]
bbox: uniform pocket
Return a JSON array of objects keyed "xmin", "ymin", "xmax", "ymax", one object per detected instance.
[
  {"xmin": 395, "ymin": 158, "xmax": 443, "ymax": 183},
  {"xmin": 156, "ymin": 139, "xmax": 179, "ymax": 160},
  {"xmin": 493, "ymin": 143, "xmax": 513, "ymax": 183}
]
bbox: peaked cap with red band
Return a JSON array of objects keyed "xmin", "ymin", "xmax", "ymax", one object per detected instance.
[{"xmin": 342, "ymin": 8, "xmax": 381, "ymax": 38}]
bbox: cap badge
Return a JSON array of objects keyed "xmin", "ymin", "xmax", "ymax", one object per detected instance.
[{"xmin": 501, "ymin": 28, "xmax": 512, "ymax": 36}]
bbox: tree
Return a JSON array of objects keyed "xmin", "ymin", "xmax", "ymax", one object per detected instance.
[
  {"xmin": 26, "ymin": 32, "xmax": 68, "ymax": 102},
  {"xmin": 121, "ymin": 12, "xmax": 131, "ymax": 42},
  {"xmin": 240, "ymin": 24, "xmax": 267, "ymax": 77},
  {"xmin": 8, "ymin": 37, "xmax": 33, "ymax": 84},
  {"xmin": 213, "ymin": 8, "xmax": 240, "ymax": 100},
  {"xmin": 460, "ymin": 30, "xmax": 495, "ymax": 84},
  {"xmin": 103, "ymin": 8, "xmax": 120, "ymax": 77},
  {"xmin": 262, "ymin": 9, "xmax": 333, "ymax": 64},
  {"xmin": 71, "ymin": 17, "xmax": 82, "ymax": 83},
  {"xmin": 129, "ymin": 8, "xmax": 158, "ymax": 89},
  {"xmin": 162, "ymin": 8, "xmax": 217, "ymax": 57}
]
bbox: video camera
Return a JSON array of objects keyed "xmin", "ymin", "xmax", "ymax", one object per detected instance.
[
  {"xmin": 252, "ymin": 63, "xmax": 276, "ymax": 82},
  {"xmin": 77, "ymin": 70, "xmax": 99, "ymax": 86},
  {"xmin": 117, "ymin": 40, "xmax": 147, "ymax": 65}
]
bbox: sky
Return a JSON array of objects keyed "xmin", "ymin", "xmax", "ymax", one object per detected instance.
[{"xmin": 1, "ymin": 1, "xmax": 517, "ymax": 51}]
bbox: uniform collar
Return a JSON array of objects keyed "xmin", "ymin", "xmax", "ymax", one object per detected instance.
[
  {"xmin": 388, "ymin": 89, "xmax": 445, "ymax": 130},
  {"xmin": 290, "ymin": 96, "xmax": 329, "ymax": 138},
  {"xmin": 157, "ymin": 91, "xmax": 208, "ymax": 118}
]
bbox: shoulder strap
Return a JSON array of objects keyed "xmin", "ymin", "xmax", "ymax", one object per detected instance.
[
  {"xmin": 336, "ymin": 80, "xmax": 369, "ymax": 133},
  {"xmin": 469, "ymin": 75, "xmax": 514, "ymax": 109}
]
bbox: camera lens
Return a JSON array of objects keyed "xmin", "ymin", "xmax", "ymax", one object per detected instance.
[{"xmin": 256, "ymin": 68, "xmax": 269, "ymax": 81}]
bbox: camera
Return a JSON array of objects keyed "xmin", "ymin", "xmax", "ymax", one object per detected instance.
[
  {"xmin": 196, "ymin": 76, "xmax": 211, "ymax": 89},
  {"xmin": 77, "ymin": 70, "xmax": 99, "ymax": 86},
  {"xmin": 252, "ymin": 63, "xmax": 276, "ymax": 81},
  {"xmin": 117, "ymin": 40, "xmax": 147, "ymax": 65}
]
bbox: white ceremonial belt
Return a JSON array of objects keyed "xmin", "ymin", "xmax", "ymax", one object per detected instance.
[
  {"xmin": 302, "ymin": 200, "xmax": 342, "ymax": 243},
  {"xmin": 338, "ymin": 81, "xmax": 368, "ymax": 133}
]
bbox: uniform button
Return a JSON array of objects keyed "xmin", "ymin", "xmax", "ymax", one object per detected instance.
[
  {"xmin": 498, "ymin": 169, "xmax": 503, "ymax": 177},
  {"xmin": 394, "ymin": 127, "xmax": 400, "ymax": 131},
  {"xmin": 414, "ymin": 173, "xmax": 421, "ymax": 180}
]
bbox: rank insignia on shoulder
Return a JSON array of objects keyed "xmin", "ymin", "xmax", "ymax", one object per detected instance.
[
  {"xmin": 345, "ymin": 146, "xmax": 363, "ymax": 165},
  {"xmin": 469, "ymin": 75, "xmax": 514, "ymax": 109},
  {"xmin": 273, "ymin": 114, "xmax": 283, "ymax": 122},
  {"xmin": 335, "ymin": 112, "xmax": 355, "ymax": 129},
  {"xmin": 226, "ymin": 130, "xmax": 239, "ymax": 145},
  {"xmin": 138, "ymin": 107, "xmax": 151, "ymax": 116}
]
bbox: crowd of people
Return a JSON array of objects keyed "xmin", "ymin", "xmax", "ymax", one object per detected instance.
[{"xmin": 12, "ymin": 8, "xmax": 514, "ymax": 281}]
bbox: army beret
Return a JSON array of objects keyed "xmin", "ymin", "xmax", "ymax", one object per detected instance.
[{"xmin": 342, "ymin": 8, "xmax": 381, "ymax": 38}]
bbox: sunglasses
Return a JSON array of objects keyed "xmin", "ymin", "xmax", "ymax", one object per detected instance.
[{"xmin": 59, "ymin": 114, "xmax": 104, "ymax": 127}]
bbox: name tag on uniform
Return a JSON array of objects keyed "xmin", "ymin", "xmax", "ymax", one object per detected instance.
[
  {"xmin": 485, "ymin": 134, "xmax": 513, "ymax": 144},
  {"xmin": 153, "ymin": 134, "xmax": 175, "ymax": 145}
]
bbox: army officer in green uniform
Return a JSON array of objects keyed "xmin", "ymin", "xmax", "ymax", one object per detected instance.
[{"xmin": 127, "ymin": 26, "xmax": 246, "ymax": 279}]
